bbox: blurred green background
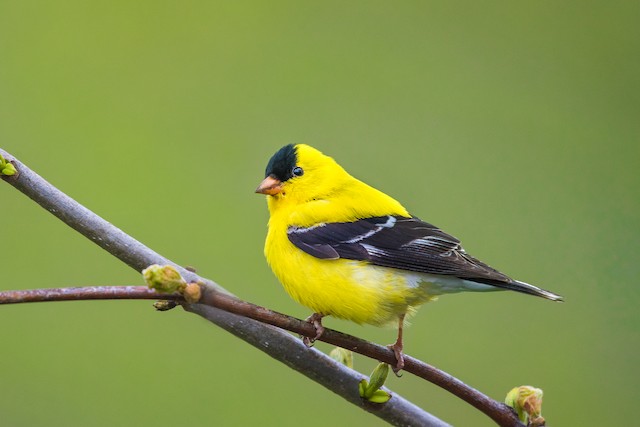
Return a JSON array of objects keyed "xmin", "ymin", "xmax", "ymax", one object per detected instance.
[{"xmin": 1, "ymin": 1, "xmax": 638, "ymax": 426}]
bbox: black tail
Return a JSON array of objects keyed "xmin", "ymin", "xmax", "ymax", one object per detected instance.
[{"xmin": 500, "ymin": 279, "xmax": 564, "ymax": 301}]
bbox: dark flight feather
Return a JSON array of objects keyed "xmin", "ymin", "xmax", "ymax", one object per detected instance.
[{"xmin": 287, "ymin": 215, "xmax": 560, "ymax": 297}]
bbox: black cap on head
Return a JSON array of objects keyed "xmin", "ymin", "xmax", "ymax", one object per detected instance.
[{"xmin": 265, "ymin": 144, "xmax": 297, "ymax": 181}]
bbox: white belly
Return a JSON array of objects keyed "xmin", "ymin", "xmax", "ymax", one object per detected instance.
[{"xmin": 404, "ymin": 272, "xmax": 501, "ymax": 295}]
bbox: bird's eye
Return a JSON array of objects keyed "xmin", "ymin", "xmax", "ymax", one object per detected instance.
[{"xmin": 292, "ymin": 166, "xmax": 304, "ymax": 177}]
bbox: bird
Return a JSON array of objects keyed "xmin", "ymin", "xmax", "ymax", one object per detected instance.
[{"xmin": 256, "ymin": 143, "xmax": 563, "ymax": 371}]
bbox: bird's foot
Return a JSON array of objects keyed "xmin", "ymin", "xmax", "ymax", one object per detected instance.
[
  {"xmin": 388, "ymin": 313, "xmax": 406, "ymax": 375},
  {"xmin": 387, "ymin": 341, "xmax": 405, "ymax": 375},
  {"xmin": 302, "ymin": 313, "xmax": 325, "ymax": 347}
]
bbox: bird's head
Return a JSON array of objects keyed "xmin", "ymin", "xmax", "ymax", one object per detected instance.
[{"xmin": 256, "ymin": 144, "xmax": 351, "ymax": 206}]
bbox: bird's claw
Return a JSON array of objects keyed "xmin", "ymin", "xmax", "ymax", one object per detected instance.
[
  {"xmin": 302, "ymin": 313, "xmax": 325, "ymax": 347},
  {"xmin": 388, "ymin": 342, "xmax": 405, "ymax": 375}
]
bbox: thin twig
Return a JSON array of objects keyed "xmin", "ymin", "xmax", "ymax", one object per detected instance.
[
  {"xmin": 0, "ymin": 284, "xmax": 519, "ymax": 426},
  {"xmin": 0, "ymin": 286, "xmax": 178, "ymax": 303},
  {"xmin": 0, "ymin": 148, "xmax": 523, "ymax": 427}
]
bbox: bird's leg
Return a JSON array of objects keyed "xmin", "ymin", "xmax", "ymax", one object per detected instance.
[
  {"xmin": 388, "ymin": 313, "xmax": 406, "ymax": 374},
  {"xmin": 302, "ymin": 312, "xmax": 325, "ymax": 347}
]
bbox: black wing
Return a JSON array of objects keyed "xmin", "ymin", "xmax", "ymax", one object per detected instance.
[{"xmin": 287, "ymin": 215, "xmax": 513, "ymax": 286}]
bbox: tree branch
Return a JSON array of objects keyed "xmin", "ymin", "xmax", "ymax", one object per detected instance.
[
  {"xmin": 0, "ymin": 286, "xmax": 178, "ymax": 303},
  {"xmin": 0, "ymin": 148, "xmax": 523, "ymax": 427}
]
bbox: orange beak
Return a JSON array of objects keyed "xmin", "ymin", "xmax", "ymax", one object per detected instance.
[{"xmin": 255, "ymin": 175, "xmax": 283, "ymax": 195}]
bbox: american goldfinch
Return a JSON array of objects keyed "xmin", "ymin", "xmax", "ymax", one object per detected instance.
[{"xmin": 256, "ymin": 144, "xmax": 563, "ymax": 371}]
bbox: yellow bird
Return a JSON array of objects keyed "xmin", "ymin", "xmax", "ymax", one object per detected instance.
[{"xmin": 256, "ymin": 144, "xmax": 563, "ymax": 370}]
